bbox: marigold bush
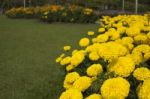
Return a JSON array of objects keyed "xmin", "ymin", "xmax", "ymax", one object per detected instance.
[
  {"xmin": 5, "ymin": 7, "xmax": 41, "ymax": 18},
  {"xmin": 41, "ymin": 5, "xmax": 98, "ymax": 23},
  {"xmin": 56, "ymin": 14, "xmax": 150, "ymax": 99},
  {"xmin": 5, "ymin": 5, "xmax": 98, "ymax": 23}
]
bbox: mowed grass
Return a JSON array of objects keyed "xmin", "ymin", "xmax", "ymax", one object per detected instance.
[{"xmin": 0, "ymin": 15, "xmax": 98, "ymax": 99}]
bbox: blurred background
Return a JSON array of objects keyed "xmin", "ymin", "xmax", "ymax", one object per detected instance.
[{"xmin": 0, "ymin": 0, "xmax": 150, "ymax": 14}]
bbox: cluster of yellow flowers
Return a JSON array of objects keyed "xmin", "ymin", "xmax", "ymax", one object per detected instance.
[
  {"xmin": 6, "ymin": 5, "xmax": 64, "ymax": 18},
  {"xmin": 40, "ymin": 5, "xmax": 64, "ymax": 13},
  {"xmin": 5, "ymin": 7, "xmax": 35, "ymax": 17},
  {"xmin": 56, "ymin": 14, "xmax": 150, "ymax": 99}
]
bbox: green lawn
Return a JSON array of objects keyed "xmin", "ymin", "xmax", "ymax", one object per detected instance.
[{"xmin": 0, "ymin": 15, "xmax": 98, "ymax": 99}]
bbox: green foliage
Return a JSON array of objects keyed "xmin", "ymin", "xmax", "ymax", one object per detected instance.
[
  {"xmin": 145, "ymin": 59, "xmax": 150, "ymax": 69},
  {"xmin": 84, "ymin": 72, "xmax": 115, "ymax": 97},
  {"xmin": 84, "ymin": 73, "xmax": 105, "ymax": 96},
  {"xmin": 126, "ymin": 75, "xmax": 140, "ymax": 99}
]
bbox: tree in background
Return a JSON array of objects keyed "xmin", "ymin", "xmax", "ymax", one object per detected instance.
[
  {"xmin": 0, "ymin": 0, "xmax": 51, "ymax": 9},
  {"xmin": 0, "ymin": 0, "xmax": 23, "ymax": 10}
]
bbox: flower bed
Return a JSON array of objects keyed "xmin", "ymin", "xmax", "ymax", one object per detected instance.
[
  {"xmin": 56, "ymin": 14, "xmax": 150, "ymax": 99},
  {"xmin": 5, "ymin": 5, "xmax": 98, "ymax": 23},
  {"xmin": 5, "ymin": 7, "xmax": 40, "ymax": 18},
  {"xmin": 41, "ymin": 5, "xmax": 98, "ymax": 23}
]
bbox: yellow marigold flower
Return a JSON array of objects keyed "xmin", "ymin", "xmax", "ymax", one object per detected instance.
[
  {"xmin": 105, "ymin": 31, "xmax": 112, "ymax": 36},
  {"xmin": 109, "ymin": 56, "xmax": 135, "ymax": 77},
  {"xmin": 89, "ymin": 52, "xmax": 100, "ymax": 61},
  {"xmin": 116, "ymin": 38, "xmax": 134, "ymax": 50},
  {"xmin": 126, "ymin": 43, "xmax": 134, "ymax": 51},
  {"xmin": 88, "ymin": 31, "xmax": 95, "ymax": 36},
  {"xmin": 143, "ymin": 23, "xmax": 150, "ymax": 30},
  {"xmin": 134, "ymin": 34, "xmax": 148, "ymax": 43},
  {"xmin": 133, "ymin": 67, "xmax": 150, "ymax": 81},
  {"xmin": 98, "ymin": 42, "xmax": 128, "ymax": 61},
  {"xmin": 98, "ymin": 28, "xmax": 105, "ymax": 33},
  {"xmin": 72, "ymin": 49, "xmax": 78, "ymax": 55},
  {"xmin": 86, "ymin": 43, "xmax": 101, "ymax": 53},
  {"xmin": 85, "ymin": 94, "xmax": 102, "ymax": 99},
  {"xmin": 63, "ymin": 82, "xmax": 73, "ymax": 89},
  {"xmin": 73, "ymin": 76, "xmax": 92, "ymax": 92},
  {"xmin": 122, "ymin": 37, "xmax": 134, "ymax": 44},
  {"xmin": 63, "ymin": 72, "xmax": 80, "ymax": 89},
  {"xmin": 144, "ymin": 52, "xmax": 150, "ymax": 61},
  {"xmin": 60, "ymin": 56, "xmax": 71, "ymax": 66},
  {"xmin": 60, "ymin": 53, "xmax": 65, "ymax": 57},
  {"xmin": 126, "ymin": 26, "xmax": 141, "ymax": 37},
  {"xmin": 66, "ymin": 64, "xmax": 74, "ymax": 72},
  {"xmin": 101, "ymin": 77, "xmax": 130, "ymax": 99},
  {"xmin": 110, "ymin": 32, "xmax": 120, "ymax": 40},
  {"xmin": 71, "ymin": 51, "xmax": 85, "ymax": 67},
  {"xmin": 79, "ymin": 38, "xmax": 90, "ymax": 47},
  {"xmin": 97, "ymin": 34, "xmax": 109, "ymax": 43},
  {"xmin": 59, "ymin": 88, "xmax": 83, "ymax": 99},
  {"xmin": 129, "ymin": 52, "xmax": 143, "ymax": 65},
  {"xmin": 64, "ymin": 72, "xmax": 80, "ymax": 84},
  {"xmin": 147, "ymin": 32, "xmax": 150, "ymax": 39},
  {"xmin": 92, "ymin": 38, "xmax": 98, "ymax": 43},
  {"xmin": 56, "ymin": 57, "xmax": 62, "ymax": 63},
  {"xmin": 108, "ymin": 28, "xmax": 116, "ymax": 32},
  {"xmin": 138, "ymin": 79, "xmax": 150, "ymax": 99},
  {"xmin": 114, "ymin": 22, "xmax": 123, "ymax": 28},
  {"xmin": 132, "ymin": 44, "xmax": 150, "ymax": 56},
  {"xmin": 63, "ymin": 46, "xmax": 71, "ymax": 51},
  {"xmin": 117, "ymin": 26, "xmax": 126, "ymax": 34},
  {"xmin": 56, "ymin": 53, "xmax": 65, "ymax": 63},
  {"xmin": 86, "ymin": 64, "xmax": 103, "ymax": 77}
]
